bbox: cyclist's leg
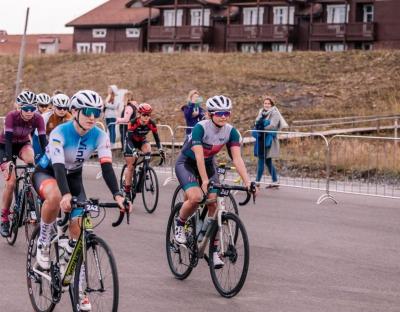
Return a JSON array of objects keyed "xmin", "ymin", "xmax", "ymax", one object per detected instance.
[
  {"xmin": 123, "ymin": 138, "xmax": 138, "ymax": 192},
  {"xmin": 140, "ymin": 142, "xmax": 151, "ymax": 154},
  {"xmin": 18, "ymin": 143, "xmax": 35, "ymax": 165}
]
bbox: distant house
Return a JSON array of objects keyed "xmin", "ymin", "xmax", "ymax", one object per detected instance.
[
  {"xmin": 66, "ymin": 0, "xmax": 159, "ymax": 53},
  {"xmin": 0, "ymin": 31, "xmax": 73, "ymax": 55}
]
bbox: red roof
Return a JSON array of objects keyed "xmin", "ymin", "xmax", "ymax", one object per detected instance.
[
  {"xmin": 66, "ymin": 0, "xmax": 159, "ymax": 27},
  {"xmin": 142, "ymin": 0, "xmax": 224, "ymax": 5},
  {"xmin": 0, "ymin": 34, "xmax": 73, "ymax": 55}
]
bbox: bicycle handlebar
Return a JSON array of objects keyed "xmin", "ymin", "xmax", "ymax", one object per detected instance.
[
  {"xmin": 112, "ymin": 198, "xmax": 131, "ymax": 227},
  {"xmin": 135, "ymin": 151, "xmax": 165, "ymax": 166},
  {"xmin": 208, "ymin": 181, "xmax": 257, "ymax": 206}
]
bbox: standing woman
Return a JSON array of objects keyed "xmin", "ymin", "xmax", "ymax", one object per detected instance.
[
  {"xmin": 117, "ymin": 91, "xmax": 137, "ymax": 150},
  {"xmin": 104, "ymin": 85, "xmax": 120, "ymax": 145},
  {"xmin": 181, "ymin": 89, "xmax": 205, "ymax": 137},
  {"xmin": 254, "ymin": 95, "xmax": 287, "ymax": 188}
]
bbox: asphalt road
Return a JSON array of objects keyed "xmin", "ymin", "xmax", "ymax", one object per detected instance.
[{"xmin": 0, "ymin": 165, "xmax": 400, "ymax": 312}]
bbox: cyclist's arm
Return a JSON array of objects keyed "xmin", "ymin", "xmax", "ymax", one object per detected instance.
[
  {"xmin": 191, "ymin": 123, "xmax": 208, "ymax": 183},
  {"xmin": 36, "ymin": 114, "xmax": 47, "ymax": 154},
  {"xmin": 97, "ymin": 131, "xmax": 121, "ymax": 198},
  {"xmin": 149, "ymin": 121, "xmax": 162, "ymax": 149},
  {"xmin": 230, "ymin": 146, "xmax": 251, "ymax": 188}
]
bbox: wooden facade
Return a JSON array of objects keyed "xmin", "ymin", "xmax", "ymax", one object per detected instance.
[{"xmin": 66, "ymin": 0, "xmax": 400, "ymax": 53}]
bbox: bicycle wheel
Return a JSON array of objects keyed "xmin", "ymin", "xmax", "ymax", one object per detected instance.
[
  {"xmin": 24, "ymin": 189, "xmax": 40, "ymax": 243},
  {"xmin": 26, "ymin": 226, "xmax": 56, "ymax": 312},
  {"xmin": 6, "ymin": 179, "xmax": 23, "ymax": 246},
  {"xmin": 209, "ymin": 212, "xmax": 249, "ymax": 298},
  {"xmin": 170, "ymin": 185, "xmax": 185, "ymax": 211},
  {"xmin": 142, "ymin": 166, "xmax": 159, "ymax": 213},
  {"xmin": 73, "ymin": 235, "xmax": 119, "ymax": 312},
  {"xmin": 166, "ymin": 203, "xmax": 195, "ymax": 280}
]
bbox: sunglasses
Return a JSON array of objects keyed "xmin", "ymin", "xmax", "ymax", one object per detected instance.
[
  {"xmin": 39, "ymin": 104, "xmax": 49, "ymax": 108},
  {"xmin": 21, "ymin": 105, "xmax": 37, "ymax": 112},
  {"xmin": 56, "ymin": 107, "xmax": 68, "ymax": 111},
  {"xmin": 141, "ymin": 113, "xmax": 151, "ymax": 117},
  {"xmin": 81, "ymin": 107, "xmax": 102, "ymax": 118},
  {"xmin": 212, "ymin": 111, "xmax": 231, "ymax": 118}
]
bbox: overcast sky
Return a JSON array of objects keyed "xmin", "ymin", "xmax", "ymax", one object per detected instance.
[{"xmin": 0, "ymin": 0, "xmax": 108, "ymax": 34}]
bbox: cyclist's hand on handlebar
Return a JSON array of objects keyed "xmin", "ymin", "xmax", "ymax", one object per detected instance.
[
  {"xmin": 159, "ymin": 149, "xmax": 165, "ymax": 157},
  {"xmin": 116, "ymin": 195, "xmax": 132, "ymax": 213},
  {"xmin": 60, "ymin": 193, "xmax": 73, "ymax": 212},
  {"xmin": 247, "ymin": 181, "xmax": 259, "ymax": 196}
]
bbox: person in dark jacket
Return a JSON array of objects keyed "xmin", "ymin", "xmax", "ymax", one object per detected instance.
[{"xmin": 181, "ymin": 90, "xmax": 205, "ymax": 136}]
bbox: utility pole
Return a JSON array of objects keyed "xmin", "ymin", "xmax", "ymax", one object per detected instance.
[{"xmin": 15, "ymin": 7, "xmax": 30, "ymax": 98}]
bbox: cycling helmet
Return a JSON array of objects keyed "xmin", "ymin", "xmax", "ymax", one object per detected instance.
[
  {"xmin": 52, "ymin": 94, "xmax": 70, "ymax": 108},
  {"xmin": 36, "ymin": 93, "xmax": 51, "ymax": 105},
  {"xmin": 70, "ymin": 90, "xmax": 103, "ymax": 110},
  {"xmin": 16, "ymin": 90, "xmax": 37, "ymax": 107},
  {"xmin": 206, "ymin": 95, "xmax": 232, "ymax": 112},
  {"xmin": 138, "ymin": 103, "xmax": 152, "ymax": 114}
]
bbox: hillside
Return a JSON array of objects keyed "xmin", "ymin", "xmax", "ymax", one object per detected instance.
[{"xmin": 0, "ymin": 51, "xmax": 399, "ymax": 132}]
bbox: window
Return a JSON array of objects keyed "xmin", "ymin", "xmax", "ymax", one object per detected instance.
[
  {"xmin": 191, "ymin": 9, "xmax": 210, "ymax": 26},
  {"xmin": 327, "ymin": 5, "xmax": 349, "ymax": 24},
  {"xmin": 243, "ymin": 7, "xmax": 264, "ymax": 25},
  {"xmin": 355, "ymin": 42, "xmax": 373, "ymax": 51},
  {"xmin": 92, "ymin": 43, "xmax": 106, "ymax": 54},
  {"xmin": 189, "ymin": 44, "xmax": 209, "ymax": 52},
  {"xmin": 273, "ymin": 6, "xmax": 294, "ymax": 25},
  {"xmin": 163, "ymin": 10, "xmax": 183, "ymax": 27},
  {"xmin": 126, "ymin": 28, "xmax": 141, "ymax": 38},
  {"xmin": 325, "ymin": 43, "xmax": 346, "ymax": 52},
  {"xmin": 241, "ymin": 43, "xmax": 263, "ymax": 53},
  {"xmin": 76, "ymin": 43, "xmax": 90, "ymax": 54},
  {"xmin": 272, "ymin": 43, "xmax": 293, "ymax": 52},
  {"xmin": 363, "ymin": 5, "xmax": 374, "ymax": 22},
  {"xmin": 92, "ymin": 28, "xmax": 107, "ymax": 38},
  {"xmin": 162, "ymin": 44, "xmax": 182, "ymax": 53}
]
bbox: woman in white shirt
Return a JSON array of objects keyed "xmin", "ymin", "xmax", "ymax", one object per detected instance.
[{"xmin": 104, "ymin": 85, "xmax": 120, "ymax": 144}]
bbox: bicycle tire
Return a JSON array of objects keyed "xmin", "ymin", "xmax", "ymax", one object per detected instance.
[
  {"xmin": 166, "ymin": 203, "xmax": 195, "ymax": 280},
  {"xmin": 24, "ymin": 189, "xmax": 40, "ymax": 243},
  {"xmin": 6, "ymin": 179, "xmax": 23, "ymax": 246},
  {"xmin": 208, "ymin": 212, "xmax": 249, "ymax": 298},
  {"xmin": 142, "ymin": 166, "xmax": 159, "ymax": 213},
  {"xmin": 72, "ymin": 235, "xmax": 119, "ymax": 312},
  {"xmin": 26, "ymin": 226, "xmax": 56, "ymax": 312}
]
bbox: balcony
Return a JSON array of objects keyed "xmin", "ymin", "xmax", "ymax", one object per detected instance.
[
  {"xmin": 227, "ymin": 24, "xmax": 295, "ymax": 42},
  {"xmin": 311, "ymin": 22, "xmax": 375, "ymax": 41},
  {"xmin": 148, "ymin": 26, "xmax": 211, "ymax": 42}
]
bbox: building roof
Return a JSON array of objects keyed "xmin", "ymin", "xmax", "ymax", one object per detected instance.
[
  {"xmin": 66, "ymin": 0, "xmax": 159, "ymax": 27},
  {"xmin": 0, "ymin": 33, "xmax": 73, "ymax": 55},
  {"xmin": 142, "ymin": 0, "xmax": 224, "ymax": 6}
]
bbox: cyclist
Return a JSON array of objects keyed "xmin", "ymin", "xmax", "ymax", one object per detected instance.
[
  {"xmin": 123, "ymin": 103, "xmax": 164, "ymax": 197},
  {"xmin": 33, "ymin": 93, "xmax": 52, "ymax": 161},
  {"xmin": 33, "ymin": 90, "xmax": 131, "ymax": 311},
  {"xmin": 174, "ymin": 95, "xmax": 256, "ymax": 268},
  {"xmin": 0, "ymin": 91, "xmax": 47, "ymax": 237},
  {"xmin": 42, "ymin": 93, "xmax": 72, "ymax": 136}
]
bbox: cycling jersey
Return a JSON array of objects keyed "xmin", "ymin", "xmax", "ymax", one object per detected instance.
[
  {"xmin": 42, "ymin": 111, "xmax": 73, "ymax": 136},
  {"xmin": 127, "ymin": 117, "xmax": 161, "ymax": 148},
  {"xmin": 38, "ymin": 120, "xmax": 111, "ymax": 171},
  {"xmin": 181, "ymin": 120, "xmax": 240, "ymax": 163},
  {"xmin": 0, "ymin": 110, "xmax": 45, "ymax": 144}
]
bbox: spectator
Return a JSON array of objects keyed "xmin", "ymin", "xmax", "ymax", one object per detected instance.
[
  {"xmin": 181, "ymin": 89, "xmax": 205, "ymax": 136},
  {"xmin": 253, "ymin": 95, "xmax": 288, "ymax": 188},
  {"xmin": 117, "ymin": 91, "xmax": 137, "ymax": 150},
  {"xmin": 104, "ymin": 85, "xmax": 120, "ymax": 145}
]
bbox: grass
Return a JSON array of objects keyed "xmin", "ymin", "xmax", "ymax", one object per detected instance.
[{"xmin": 1, "ymin": 51, "xmax": 400, "ymax": 132}]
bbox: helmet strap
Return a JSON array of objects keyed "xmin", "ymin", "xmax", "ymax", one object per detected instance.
[
  {"xmin": 74, "ymin": 110, "xmax": 88, "ymax": 132},
  {"xmin": 210, "ymin": 115, "xmax": 223, "ymax": 128}
]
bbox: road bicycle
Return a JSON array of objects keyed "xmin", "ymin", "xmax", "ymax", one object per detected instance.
[
  {"xmin": 26, "ymin": 197, "xmax": 130, "ymax": 312},
  {"xmin": 5, "ymin": 162, "xmax": 40, "ymax": 246},
  {"xmin": 166, "ymin": 182, "xmax": 255, "ymax": 298},
  {"xmin": 120, "ymin": 151, "xmax": 164, "ymax": 213}
]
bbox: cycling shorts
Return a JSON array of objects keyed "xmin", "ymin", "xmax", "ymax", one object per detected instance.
[
  {"xmin": 124, "ymin": 137, "xmax": 147, "ymax": 157},
  {"xmin": 0, "ymin": 142, "xmax": 32, "ymax": 165},
  {"xmin": 175, "ymin": 153, "xmax": 219, "ymax": 192},
  {"xmin": 32, "ymin": 166, "xmax": 86, "ymax": 219}
]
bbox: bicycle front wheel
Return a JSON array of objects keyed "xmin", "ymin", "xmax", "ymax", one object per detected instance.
[
  {"xmin": 73, "ymin": 235, "xmax": 119, "ymax": 312},
  {"xmin": 209, "ymin": 212, "xmax": 249, "ymax": 298},
  {"xmin": 6, "ymin": 179, "xmax": 23, "ymax": 246},
  {"xmin": 26, "ymin": 226, "xmax": 56, "ymax": 312},
  {"xmin": 171, "ymin": 185, "xmax": 185, "ymax": 211},
  {"xmin": 24, "ymin": 189, "xmax": 40, "ymax": 243},
  {"xmin": 142, "ymin": 166, "xmax": 159, "ymax": 213}
]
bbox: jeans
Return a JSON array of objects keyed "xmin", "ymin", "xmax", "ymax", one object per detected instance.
[
  {"xmin": 256, "ymin": 157, "xmax": 278, "ymax": 183},
  {"xmin": 105, "ymin": 118, "xmax": 116, "ymax": 144}
]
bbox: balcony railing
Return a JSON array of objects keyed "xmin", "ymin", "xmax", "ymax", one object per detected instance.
[
  {"xmin": 311, "ymin": 22, "xmax": 375, "ymax": 41},
  {"xmin": 227, "ymin": 24, "xmax": 295, "ymax": 41},
  {"xmin": 148, "ymin": 26, "xmax": 211, "ymax": 41}
]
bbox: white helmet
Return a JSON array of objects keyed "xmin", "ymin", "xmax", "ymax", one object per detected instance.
[
  {"xmin": 52, "ymin": 94, "xmax": 70, "ymax": 108},
  {"xmin": 206, "ymin": 95, "xmax": 232, "ymax": 112},
  {"xmin": 16, "ymin": 90, "xmax": 37, "ymax": 107},
  {"xmin": 36, "ymin": 93, "xmax": 51, "ymax": 105},
  {"xmin": 70, "ymin": 90, "xmax": 103, "ymax": 110}
]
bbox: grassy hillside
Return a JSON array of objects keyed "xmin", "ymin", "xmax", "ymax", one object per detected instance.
[{"xmin": 0, "ymin": 51, "xmax": 399, "ymax": 132}]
